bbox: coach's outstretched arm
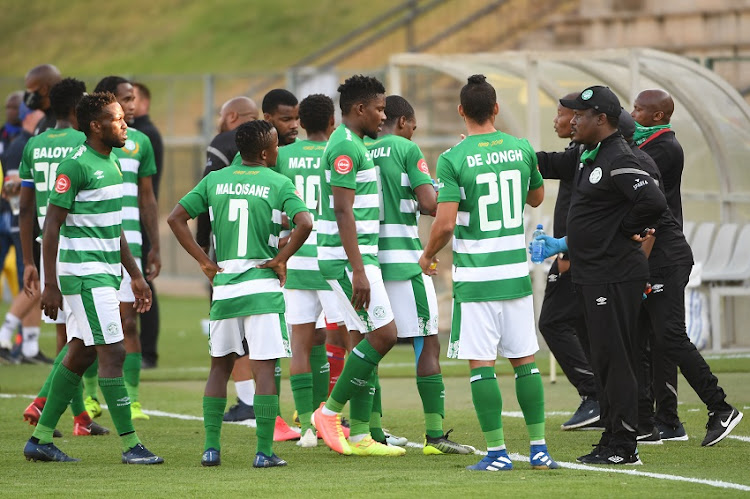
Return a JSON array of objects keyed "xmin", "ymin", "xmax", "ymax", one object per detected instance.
[{"xmin": 168, "ymin": 204, "xmax": 223, "ymax": 283}]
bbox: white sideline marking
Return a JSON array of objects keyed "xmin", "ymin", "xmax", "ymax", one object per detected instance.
[
  {"xmin": 3, "ymin": 393, "xmax": 749, "ymax": 490},
  {"xmin": 406, "ymin": 441, "xmax": 750, "ymax": 492}
]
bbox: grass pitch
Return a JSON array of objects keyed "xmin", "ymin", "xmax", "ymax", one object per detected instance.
[{"xmin": 0, "ymin": 295, "xmax": 748, "ymax": 497}]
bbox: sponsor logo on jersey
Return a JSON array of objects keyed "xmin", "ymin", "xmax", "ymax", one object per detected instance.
[
  {"xmin": 589, "ymin": 167, "xmax": 603, "ymax": 184},
  {"xmin": 54, "ymin": 174, "xmax": 71, "ymax": 194},
  {"xmin": 417, "ymin": 158, "xmax": 429, "ymax": 175},
  {"xmin": 334, "ymin": 155, "xmax": 353, "ymax": 174}
]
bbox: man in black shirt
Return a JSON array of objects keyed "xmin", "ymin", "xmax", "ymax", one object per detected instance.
[
  {"xmin": 131, "ymin": 82, "xmax": 165, "ymax": 369},
  {"xmin": 620, "ymin": 111, "xmax": 744, "ymax": 447},
  {"xmin": 536, "ymin": 94, "xmax": 599, "ymax": 431},
  {"xmin": 631, "ymin": 90, "xmax": 684, "ymax": 228},
  {"xmin": 535, "ymin": 86, "xmax": 667, "ymax": 465},
  {"xmin": 195, "ymin": 96, "xmax": 259, "ymax": 251},
  {"xmin": 23, "ymin": 64, "xmax": 61, "ymax": 136}
]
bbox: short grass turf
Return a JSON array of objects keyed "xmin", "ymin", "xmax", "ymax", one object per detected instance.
[{"xmin": 0, "ymin": 295, "xmax": 749, "ymax": 497}]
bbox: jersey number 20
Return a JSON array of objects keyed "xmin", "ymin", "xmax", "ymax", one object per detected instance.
[{"xmin": 476, "ymin": 170, "xmax": 522, "ymax": 232}]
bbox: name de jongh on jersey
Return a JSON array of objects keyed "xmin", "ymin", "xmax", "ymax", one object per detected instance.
[{"xmin": 466, "ymin": 149, "xmax": 525, "ymax": 167}]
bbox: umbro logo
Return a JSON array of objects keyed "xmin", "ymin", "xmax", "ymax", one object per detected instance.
[
  {"xmin": 608, "ymin": 455, "xmax": 624, "ymax": 463},
  {"xmin": 548, "ymin": 274, "xmax": 558, "ymax": 283},
  {"xmin": 350, "ymin": 378, "xmax": 368, "ymax": 387},
  {"xmin": 596, "ymin": 297, "xmax": 607, "ymax": 306},
  {"xmin": 116, "ymin": 396, "xmax": 131, "ymax": 407},
  {"xmin": 94, "ymin": 170, "xmax": 105, "ymax": 179},
  {"xmin": 652, "ymin": 283, "xmax": 664, "ymax": 293}
]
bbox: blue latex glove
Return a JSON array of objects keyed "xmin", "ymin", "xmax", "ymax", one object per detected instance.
[{"xmin": 528, "ymin": 235, "xmax": 568, "ymax": 259}]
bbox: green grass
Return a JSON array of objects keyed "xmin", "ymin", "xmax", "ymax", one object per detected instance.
[
  {"xmin": 0, "ymin": 0, "xmax": 403, "ymax": 77},
  {"xmin": 0, "ymin": 295, "xmax": 749, "ymax": 497}
]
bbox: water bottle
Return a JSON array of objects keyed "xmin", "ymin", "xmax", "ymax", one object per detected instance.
[{"xmin": 531, "ymin": 224, "xmax": 545, "ymax": 264}]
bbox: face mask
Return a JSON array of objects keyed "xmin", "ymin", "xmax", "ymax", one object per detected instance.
[{"xmin": 23, "ymin": 90, "xmax": 44, "ymax": 110}]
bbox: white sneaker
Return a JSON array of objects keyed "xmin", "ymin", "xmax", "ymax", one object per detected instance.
[
  {"xmin": 296, "ymin": 428, "xmax": 318, "ymax": 448},
  {"xmin": 384, "ymin": 430, "xmax": 408, "ymax": 447}
]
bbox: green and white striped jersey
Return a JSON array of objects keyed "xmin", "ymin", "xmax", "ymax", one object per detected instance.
[
  {"xmin": 318, "ymin": 124, "xmax": 380, "ymax": 280},
  {"xmin": 436, "ymin": 131, "xmax": 543, "ymax": 302},
  {"xmin": 276, "ymin": 139, "xmax": 330, "ymax": 290},
  {"xmin": 365, "ymin": 134, "xmax": 432, "ymax": 281},
  {"xmin": 18, "ymin": 127, "xmax": 86, "ymax": 230},
  {"xmin": 47, "ymin": 144, "xmax": 124, "ymax": 295},
  {"xmin": 179, "ymin": 165, "xmax": 308, "ymax": 320},
  {"xmin": 112, "ymin": 127, "xmax": 156, "ymax": 259}
]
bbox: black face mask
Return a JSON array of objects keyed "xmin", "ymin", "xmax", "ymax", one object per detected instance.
[{"xmin": 23, "ymin": 90, "xmax": 44, "ymax": 110}]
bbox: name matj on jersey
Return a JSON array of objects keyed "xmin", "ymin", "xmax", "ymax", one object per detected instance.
[
  {"xmin": 215, "ymin": 183, "xmax": 270, "ymax": 198},
  {"xmin": 287, "ymin": 157, "xmax": 321, "ymax": 169},
  {"xmin": 32, "ymin": 146, "xmax": 76, "ymax": 160},
  {"xmin": 466, "ymin": 149, "xmax": 524, "ymax": 168}
]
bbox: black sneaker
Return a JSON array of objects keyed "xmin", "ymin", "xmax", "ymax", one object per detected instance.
[
  {"xmin": 636, "ymin": 425, "xmax": 663, "ymax": 445},
  {"xmin": 702, "ymin": 406, "xmax": 744, "ymax": 447},
  {"xmin": 582, "ymin": 446, "xmax": 642, "ymax": 465},
  {"xmin": 27, "ymin": 351, "xmax": 54, "ymax": 364},
  {"xmin": 141, "ymin": 358, "xmax": 157, "ymax": 370},
  {"xmin": 0, "ymin": 347, "xmax": 18, "ymax": 364},
  {"xmin": 122, "ymin": 443, "xmax": 164, "ymax": 464},
  {"xmin": 577, "ymin": 443, "xmax": 607, "ymax": 463},
  {"xmin": 657, "ymin": 421, "xmax": 689, "ymax": 441},
  {"xmin": 561, "ymin": 397, "xmax": 601, "ymax": 430},
  {"xmin": 223, "ymin": 399, "xmax": 255, "ymax": 422}
]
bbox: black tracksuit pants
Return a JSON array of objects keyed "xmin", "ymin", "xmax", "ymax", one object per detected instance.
[
  {"xmin": 539, "ymin": 259, "xmax": 596, "ymax": 399},
  {"xmin": 578, "ymin": 280, "xmax": 645, "ymax": 454},
  {"xmin": 139, "ymin": 233, "xmax": 160, "ymax": 365},
  {"xmin": 638, "ymin": 264, "xmax": 730, "ymax": 427}
]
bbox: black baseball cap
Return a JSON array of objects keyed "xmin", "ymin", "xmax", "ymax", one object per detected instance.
[
  {"xmin": 617, "ymin": 108, "xmax": 636, "ymax": 139},
  {"xmin": 560, "ymin": 85, "xmax": 621, "ymax": 118}
]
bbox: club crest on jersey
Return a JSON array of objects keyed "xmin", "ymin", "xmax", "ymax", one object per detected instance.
[
  {"xmin": 124, "ymin": 139, "xmax": 136, "ymax": 152},
  {"xmin": 334, "ymin": 155, "xmax": 353, "ymax": 174},
  {"xmin": 417, "ymin": 158, "xmax": 429, "ymax": 175},
  {"xmin": 589, "ymin": 167, "xmax": 603, "ymax": 184},
  {"xmin": 55, "ymin": 174, "xmax": 71, "ymax": 194}
]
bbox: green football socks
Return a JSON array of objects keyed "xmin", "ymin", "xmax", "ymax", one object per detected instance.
[
  {"xmin": 38, "ymin": 344, "xmax": 67, "ymax": 399},
  {"xmin": 310, "ymin": 344, "xmax": 329, "ymax": 408},
  {"xmin": 470, "ymin": 366, "xmax": 504, "ymax": 449},
  {"xmin": 417, "ymin": 374, "xmax": 446, "ymax": 438},
  {"xmin": 254, "ymin": 394, "xmax": 278, "ymax": 456},
  {"xmin": 33, "ymin": 365, "xmax": 80, "ymax": 444},
  {"xmin": 369, "ymin": 371, "xmax": 385, "ymax": 442},
  {"xmin": 123, "ymin": 352, "xmax": 142, "ymax": 404},
  {"xmin": 326, "ymin": 339, "xmax": 382, "ymax": 414},
  {"xmin": 203, "ymin": 396, "xmax": 227, "ymax": 451},
  {"xmin": 290, "ymin": 373, "xmax": 314, "ymax": 433},
  {"xmin": 514, "ymin": 362, "xmax": 546, "ymax": 443},
  {"xmin": 83, "ymin": 358, "xmax": 99, "ymax": 399},
  {"xmin": 99, "ymin": 376, "xmax": 140, "ymax": 451},
  {"xmin": 349, "ymin": 372, "xmax": 374, "ymax": 439}
]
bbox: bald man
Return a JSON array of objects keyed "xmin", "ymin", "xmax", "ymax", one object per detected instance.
[
  {"xmin": 632, "ymin": 89, "xmax": 689, "ymax": 441},
  {"xmin": 631, "ymin": 90, "xmax": 684, "ymax": 227},
  {"xmin": 535, "ymin": 93, "xmax": 600, "ymax": 431},
  {"xmin": 24, "ymin": 64, "xmax": 62, "ymax": 135}
]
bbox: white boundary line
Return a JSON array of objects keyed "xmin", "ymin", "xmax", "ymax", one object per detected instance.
[{"xmin": 2, "ymin": 392, "xmax": 749, "ymax": 491}]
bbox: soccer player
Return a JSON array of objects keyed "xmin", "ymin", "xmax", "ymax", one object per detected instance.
[
  {"xmin": 312, "ymin": 74, "xmax": 405, "ymax": 457},
  {"xmin": 194, "ymin": 96, "xmax": 260, "ymax": 424},
  {"xmin": 419, "ymin": 75, "xmax": 557, "ymax": 471},
  {"xmin": 19, "ymin": 78, "xmax": 109, "ymax": 437},
  {"xmin": 81, "ymin": 76, "xmax": 161, "ymax": 422},
  {"xmin": 365, "ymin": 95, "xmax": 470, "ymax": 454},
  {"xmin": 23, "ymin": 91, "xmax": 162, "ymax": 464},
  {"xmin": 275, "ymin": 93, "xmax": 347, "ymax": 447},
  {"xmin": 224, "ymin": 89, "xmax": 302, "ymax": 440},
  {"xmin": 168, "ymin": 119, "xmax": 312, "ymax": 468}
]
